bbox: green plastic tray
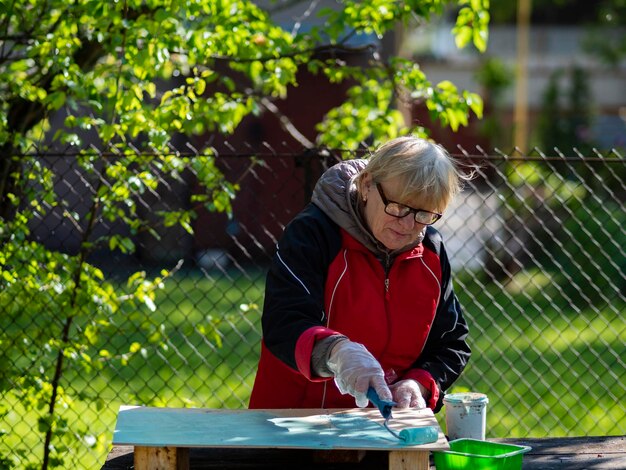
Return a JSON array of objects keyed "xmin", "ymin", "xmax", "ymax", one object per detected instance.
[{"xmin": 433, "ymin": 438, "xmax": 531, "ymax": 470}]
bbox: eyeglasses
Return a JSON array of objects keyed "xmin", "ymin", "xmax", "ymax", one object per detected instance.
[{"xmin": 375, "ymin": 183, "xmax": 442, "ymax": 225}]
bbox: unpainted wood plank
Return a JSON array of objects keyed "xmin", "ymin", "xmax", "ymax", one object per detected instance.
[
  {"xmin": 520, "ymin": 453, "xmax": 626, "ymax": 469},
  {"xmin": 134, "ymin": 446, "xmax": 189, "ymax": 470},
  {"xmin": 389, "ymin": 450, "xmax": 429, "ymax": 470},
  {"xmin": 486, "ymin": 437, "xmax": 626, "ymax": 470},
  {"xmin": 496, "ymin": 436, "xmax": 625, "ymax": 454}
]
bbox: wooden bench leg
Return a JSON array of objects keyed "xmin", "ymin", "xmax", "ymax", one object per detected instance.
[
  {"xmin": 134, "ymin": 446, "xmax": 189, "ymax": 470},
  {"xmin": 388, "ymin": 450, "xmax": 429, "ymax": 470}
]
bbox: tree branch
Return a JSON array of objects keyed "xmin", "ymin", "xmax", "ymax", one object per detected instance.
[
  {"xmin": 264, "ymin": 0, "xmax": 312, "ymax": 15},
  {"xmin": 207, "ymin": 41, "xmax": 378, "ymax": 65},
  {"xmin": 259, "ymin": 95, "xmax": 314, "ymax": 149},
  {"xmin": 41, "ymin": 174, "xmax": 102, "ymax": 470}
]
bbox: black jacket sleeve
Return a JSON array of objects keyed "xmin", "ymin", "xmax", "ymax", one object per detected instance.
[
  {"xmin": 261, "ymin": 204, "xmax": 342, "ymax": 370},
  {"xmin": 416, "ymin": 226, "xmax": 472, "ymax": 410}
]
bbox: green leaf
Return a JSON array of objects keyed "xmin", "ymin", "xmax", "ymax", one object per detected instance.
[
  {"xmin": 37, "ymin": 416, "xmax": 52, "ymax": 433},
  {"xmin": 473, "ymin": 26, "xmax": 488, "ymax": 53},
  {"xmin": 195, "ymin": 78, "xmax": 206, "ymax": 96},
  {"xmin": 455, "ymin": 26, "xmax": 473, "ymax": 49},
  {"xmin": 464, "ymin": 91, "xmax": 484, "ymax": 118}
]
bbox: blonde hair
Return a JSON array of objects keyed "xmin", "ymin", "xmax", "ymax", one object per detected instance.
[{"xmin": 358, "ymin": 136, "xmax": 471, "ymax": 213}]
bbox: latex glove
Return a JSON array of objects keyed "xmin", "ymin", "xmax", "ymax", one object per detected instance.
[
  {"xmin": 389, "ymin": 380, "xmax": 428, "ymax": 409},
  {"xmin": 326, "ymin": 340, "xmax": 392, "ymax": 408}
]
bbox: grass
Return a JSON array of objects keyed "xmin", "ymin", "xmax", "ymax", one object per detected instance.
[
  {"xmin": 2, "ymin": 266, "xmax": 624, "ymax": 469},
  {"xmin": 446, "ymin": 268, "xmax": 625, "ymax": 438}
]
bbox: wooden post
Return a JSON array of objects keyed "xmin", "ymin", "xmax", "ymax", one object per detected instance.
[
  {"xmin": 388, "ymin": 450, "xmax": 430, "ymax": 470},
  {"xmin": 514, "ymin": 0, "xmax": 532, "ymax": 151},
  {"xmin": 134, "ymin": 446, "xmax": 189, "ymax": 470}
]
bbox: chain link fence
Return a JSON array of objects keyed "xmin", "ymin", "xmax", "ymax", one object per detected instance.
[{"xmin": 1, "ymin": 143, "xmax": 625, "ymax": 469}]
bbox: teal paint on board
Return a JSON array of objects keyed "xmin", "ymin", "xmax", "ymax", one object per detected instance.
[{"xmin": 113, "ymin": 407, "xmax": 417, "ymax": 449}]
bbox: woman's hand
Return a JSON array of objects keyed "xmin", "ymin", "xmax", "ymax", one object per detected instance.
[
  {"xmin": 389, "ymin": 379, "xmax": 428, "ymax": 409},
  {"xmin": 326, "ymin": 340, "xmax": 392, "ymax": 407}
]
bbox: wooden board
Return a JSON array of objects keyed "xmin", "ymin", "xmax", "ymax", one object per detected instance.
[
  {"xmin": 112, "ymin": 406, "xmax": 449, "ymax": 452},
  {"xmin": 494, "ymin": 436, "xmax": 626, "ymax": 470},
  {"xmin": 103, "ymin": 436, "xmax": 626, "ymax": 470}
]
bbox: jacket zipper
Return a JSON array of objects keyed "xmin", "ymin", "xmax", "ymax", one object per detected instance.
[{"xmin": 384, "ymin": 253, "xmax": 391, "ymax": 300}]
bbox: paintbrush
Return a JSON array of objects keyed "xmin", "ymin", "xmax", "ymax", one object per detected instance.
[{"xmin": 367, "ymin": 387, "xmax": 439, "ymax": 445}]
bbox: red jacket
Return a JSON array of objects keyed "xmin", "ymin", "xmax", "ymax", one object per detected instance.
[{"xmin": 249, "ymin": 203, "xmax": 470, "ymax": 411}]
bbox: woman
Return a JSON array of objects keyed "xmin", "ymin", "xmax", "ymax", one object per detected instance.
[{"xmin": 249, "ymin": 136, "xmax": 472, "ymax": 412}]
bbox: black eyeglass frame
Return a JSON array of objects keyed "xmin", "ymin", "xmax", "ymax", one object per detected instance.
[{"xmin": 375, "ymin": 183, "xmax": 442, "ymax": 225}]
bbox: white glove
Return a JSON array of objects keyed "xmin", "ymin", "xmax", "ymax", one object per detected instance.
[
  {"xmin": 389, "ymin": 379, "xmax": 428, "ymax": 409},
  {"xmin": 326, "ymin": 339, "xmax": 392, "ymax": 408}
]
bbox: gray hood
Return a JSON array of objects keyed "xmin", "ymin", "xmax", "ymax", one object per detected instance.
[
  {"xmin": 311, "ymin": 159, "xmax": 380, "ymax": 252},
  {"xmin": 311, "ymin": 159, "xmax": 425, "ymax": 257}
]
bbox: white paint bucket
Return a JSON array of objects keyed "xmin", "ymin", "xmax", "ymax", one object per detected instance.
[{"xmin": 443, "ymin": 392, "xmax": 489, "ymax": 440}]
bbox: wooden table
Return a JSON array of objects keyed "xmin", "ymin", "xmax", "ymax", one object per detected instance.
[
  {"xmin": 494, "ymin": 435, "xmax": 626, "ymax": 469},
  {"xmin": 111, "ymin": 406, "xmax": 448, "ymax": 470},
  {"xmin": 103, "ymin": 435, "xmax": 626, "ymax": 469}
]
